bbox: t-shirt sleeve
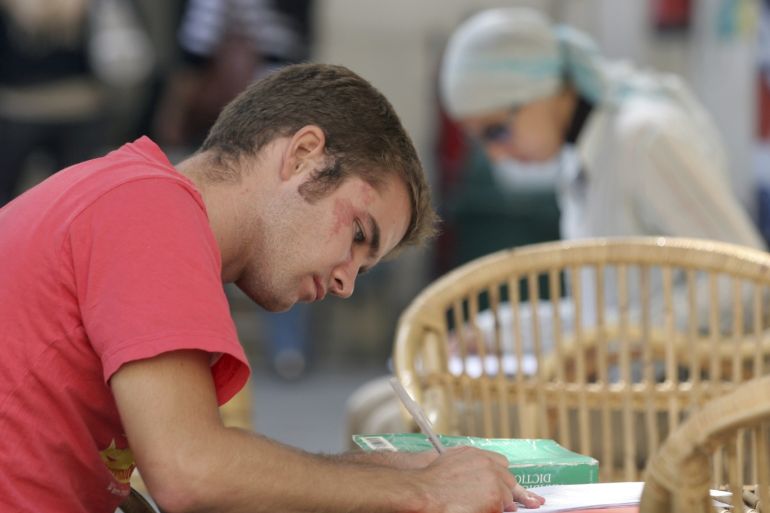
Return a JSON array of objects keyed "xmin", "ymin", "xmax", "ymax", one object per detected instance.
[{"xmin": 66, "ymin": 177, "xmax": 250, "ymax": 405}]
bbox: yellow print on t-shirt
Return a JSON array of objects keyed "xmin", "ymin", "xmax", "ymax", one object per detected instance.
[{"xmin": 99, "ymin": 439, "xmax": 135, "ymax": 484}]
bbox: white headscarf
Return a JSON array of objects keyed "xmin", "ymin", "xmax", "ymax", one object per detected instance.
[
  {"xmin": 440, "ymin": 7, "xmax": 607, "ymax": 119},
  {"xmin": 441, "ymin": 7, "xmax": 708, "ymax": 116}
]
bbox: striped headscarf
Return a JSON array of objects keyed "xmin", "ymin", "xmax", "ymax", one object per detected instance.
[{"xmin": 440, "ymin": 7, "xmax": 606, "ymax": 119}]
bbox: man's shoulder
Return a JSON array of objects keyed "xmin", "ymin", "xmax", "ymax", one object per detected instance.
[
  {"xmin": 78, "ymin": 136, "xmax": 185, "ymax": 188},
  {"xmin": 0, "ymin": 138, "xmax": 205, "ymax": 246},
  {"xmin": 43, "ymin": 138, "xmax": 199, "ymax": 215}
]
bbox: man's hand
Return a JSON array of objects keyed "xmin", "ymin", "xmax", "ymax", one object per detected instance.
[
  {"xmin": 511, "ymin": 477, "xmax": 545, "ymax": 510},
  {"xmin": 413, "ymin": 446, "xmax": 545, "ymax": 512}
]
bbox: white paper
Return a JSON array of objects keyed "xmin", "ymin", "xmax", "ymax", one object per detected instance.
[
  {"xmin": 520, "ymin": 483, "xmax": 733, "ymax": 512},
  {"xmin": 520, "ymin": 482, "xmax": 643, "ymax": 512}
]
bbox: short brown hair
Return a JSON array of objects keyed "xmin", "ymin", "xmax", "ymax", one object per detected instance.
[{"xmin": 201, "ymin": 63, "xmax": 437, "ymax": 250}]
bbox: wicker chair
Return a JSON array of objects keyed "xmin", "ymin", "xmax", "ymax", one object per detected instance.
[
  {"xmin": 639, "ymin": 374, "xmax": 770, "ymax": 513},
  {"xmin": 393, "ymin": 237, "xmax": 770, "ymax": 482}
]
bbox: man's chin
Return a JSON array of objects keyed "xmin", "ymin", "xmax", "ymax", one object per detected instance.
[
  {"xmin": 234, "ymin": 281, "xmax": 294, "ymax": 312},
  {"xmin": 256, "ymin": 298, "xmax": 295, "ymax": 313}
]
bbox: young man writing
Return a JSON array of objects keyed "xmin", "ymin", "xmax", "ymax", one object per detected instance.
[{"xmin": 0, "ymin": 64, "xmax": 543, "ymax": 512}]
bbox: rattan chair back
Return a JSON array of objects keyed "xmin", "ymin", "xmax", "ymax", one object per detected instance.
[{"xmin": 394, "ymin": 237, "xmax": 770, "ymax": 481}]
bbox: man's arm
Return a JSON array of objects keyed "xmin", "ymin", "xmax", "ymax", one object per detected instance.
[
  {"xmin": 338, "ymin": 448, "xmax": 438, "ymax": 469},
  {"xmin": 111, "ymin": 350, "xmax": 543, "ymax": 513}
]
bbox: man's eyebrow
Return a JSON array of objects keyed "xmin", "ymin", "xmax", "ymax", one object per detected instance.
[{"xmin": 358, "ymin": 213, "xmax": 381, "ymax": 276}]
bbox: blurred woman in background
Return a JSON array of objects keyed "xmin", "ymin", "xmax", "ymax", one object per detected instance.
[{"xmin": 439, "ymin": 6, "xmax": 764, "ymax": 250}]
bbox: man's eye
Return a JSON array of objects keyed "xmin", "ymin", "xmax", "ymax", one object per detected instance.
[{"xmin": 354, "ymin": 221, "xmax": 365, "ymax": 243}]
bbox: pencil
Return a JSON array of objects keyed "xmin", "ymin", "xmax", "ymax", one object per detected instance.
[{"xmin": 389, "ymin": 377, "xmax": 446, "ymax": 454}]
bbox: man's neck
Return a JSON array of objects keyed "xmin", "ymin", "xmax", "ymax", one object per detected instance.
[{"xmin": 176, "ymin": 152, "xmax": 246, "ymax": 282}]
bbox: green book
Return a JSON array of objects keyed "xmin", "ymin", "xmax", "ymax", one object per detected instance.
[{"xmin": 352, "ymin": 434, "xmax": 598, "ymax": 488}]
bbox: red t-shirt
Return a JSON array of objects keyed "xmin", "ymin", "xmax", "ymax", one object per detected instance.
[{"xmin": 0, "ymin": 137, "xmax": 250, "ymax": 512}]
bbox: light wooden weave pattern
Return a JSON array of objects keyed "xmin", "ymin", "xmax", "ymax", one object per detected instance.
[
  {"xmin": 640, "ymin": 375, "xmax": 770, "ymax": 513},
  {"xmin": 393, "ymin": 237, "xmax": 770, "ymax": 482}
]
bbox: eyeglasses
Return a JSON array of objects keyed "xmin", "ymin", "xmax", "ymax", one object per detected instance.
[
  {"xmin": 476, "ymin": 108, "xmax": 518, "ymax": 144},
  {"xmin": 480, "ymin": 122, "xmax": 511, "ymax": 143}
]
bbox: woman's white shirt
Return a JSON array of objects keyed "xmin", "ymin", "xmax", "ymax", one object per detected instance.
[{"xmin": 558, "ymin": 93, "xmax": 765, "ymax": 250}]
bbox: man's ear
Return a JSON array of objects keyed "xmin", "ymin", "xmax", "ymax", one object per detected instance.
[{"xmin": 280, "ymin": 125, "xmax": 327, "ymax": 181}]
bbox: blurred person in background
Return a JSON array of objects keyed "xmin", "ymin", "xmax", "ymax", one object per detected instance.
[
  {"xmin": 0, "ymin": 0, "xmax": 153, "ymax": 206},
  {"xmin": 439, "ymin": 7, "xmax": 769, "ymax": 334},
  {"xmin": 0, "ymin": 63, "xmax": 545, "ymax": 513},
  {"xmin": 440, "ymin": 6, "xmax": 764, "ymax": 251},
  {"xmin": 154, "ymin": 0, "xmax": 313, "ymax": 150},
  {"xmin": 155, "ymin": 0, "xmax": 315, "ymax": 380}
]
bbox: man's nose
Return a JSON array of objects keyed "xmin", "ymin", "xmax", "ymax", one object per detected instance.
[{"xmin": 330, "ymin": 261, "xmax": 358, "ymax": 298}]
